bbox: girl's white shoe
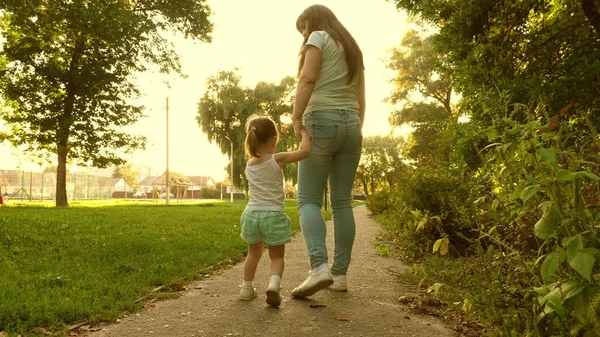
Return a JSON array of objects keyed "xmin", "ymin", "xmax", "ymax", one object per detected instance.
[
  {"xmin": 266, "ymin": 283, "xmax": 281, "ymax": 307},
  {"xmin": 239, "ymin": 285, "xmax": 257, "ymax": 300}
]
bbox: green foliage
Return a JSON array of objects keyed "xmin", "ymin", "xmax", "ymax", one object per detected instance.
[
  {"xmin": 387, "ymin": 28, "xmax": 454, "ymax": 116},
  {"xmin": 369, "ymin": 165, "xmax": 477, "ymax": 260},
  {"xmin": 355, "ymin": 135, "xmax": 405, "ymax": 196},
  {"xmin": 473, "ymin": 116, "xmax": 600, "ymax": 334},
  {"xmin": 383, "ymin": 0, "xmax": 600, "ymax": 335},
  {"xmin": 392, "ymin": 0, "xmax": 600, "ymax": 125},
  {"xmin": 196, "ymin": 70, "xmax": 297, "ymax": 189},
  {"xmin": 0, "ymin": 0, "xmax": 213, "ymax": 206},
  {"xmin": 112, "ymin": 164, "xmax": 140, "ymax": 190}
]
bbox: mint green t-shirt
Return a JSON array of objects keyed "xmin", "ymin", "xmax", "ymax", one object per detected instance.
[{"xmin": 304, "ymin": 31, "xmax": 359, "ymax": 114}]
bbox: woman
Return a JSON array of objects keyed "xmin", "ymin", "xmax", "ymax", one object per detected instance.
[{"xmin": 291, "ymin": 4, "xmax": 365, "ymax": 298}]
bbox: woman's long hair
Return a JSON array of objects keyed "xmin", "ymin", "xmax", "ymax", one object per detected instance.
[{"xmin": 296, "ymin": 5, "xmax": 364, "ymax": 84}]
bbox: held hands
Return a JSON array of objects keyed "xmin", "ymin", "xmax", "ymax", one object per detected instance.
[
  {"xmin": 293, "ymin": 119, "xmax": 306, "ymax": 141},
  {"xmin": 300, "ymin": 128, "xmax": 312, "ymax": 142}
]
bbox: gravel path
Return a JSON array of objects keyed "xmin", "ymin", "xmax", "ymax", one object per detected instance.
[{"xmin": 89, "ymin": 205, "xmax": 455, "ymax": 337}]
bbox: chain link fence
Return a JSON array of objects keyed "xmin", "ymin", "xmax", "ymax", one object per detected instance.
[{"xmin": 0, "ymin": 170, "xmax": 130, "ymax": 201}]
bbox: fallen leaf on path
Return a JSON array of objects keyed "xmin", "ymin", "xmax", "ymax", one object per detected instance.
[
  {"xmin": 169, "ymin": 282, "xmax": 185, "ymax": 291},
  {"xmin": 335, "ymin": 316, "xmax": 350, "ymax": 321},
  {"xmin": 32, "ymin": 327, "xmax": 52, "ymax": 335},
  {"xmin": 67, "ymin": 321, "xmax": 89, "ymax": 331}
]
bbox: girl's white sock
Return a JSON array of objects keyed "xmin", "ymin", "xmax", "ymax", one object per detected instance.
[
  {"xmin": 242, "ymin": 280, "xmax": 253, "ymax": 287},
  {"xmin": 269, "ymin": 275, "xmax": 281, "ymax": 288}
]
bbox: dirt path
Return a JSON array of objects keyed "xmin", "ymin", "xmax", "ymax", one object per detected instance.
[{"xmin": 89, "ymin": 205, "xmax": 455, "ymax": 337}]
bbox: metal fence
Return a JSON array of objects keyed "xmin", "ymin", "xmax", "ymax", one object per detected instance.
[{"xmin": 0, "ymin": 170, "xmax": 127, "ymax": 201}]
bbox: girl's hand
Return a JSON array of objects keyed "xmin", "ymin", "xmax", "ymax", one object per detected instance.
[{"xmin": 300, "ymin": 128, "xmax": 312, "ymax": 141}]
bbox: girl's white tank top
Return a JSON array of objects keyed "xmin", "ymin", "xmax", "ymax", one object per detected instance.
[{"xmin": 244, "ymin": 155, "xmax": 285, "ymax": 211}]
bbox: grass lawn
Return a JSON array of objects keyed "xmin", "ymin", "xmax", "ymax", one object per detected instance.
[{"xmin": 0, "ymin": 200, "xmax": 307, "ymax": 335}]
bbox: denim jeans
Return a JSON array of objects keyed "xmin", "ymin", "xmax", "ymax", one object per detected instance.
[{"xmin": 297, "ymin": 109, "xmax": 362, "ymax": 276}]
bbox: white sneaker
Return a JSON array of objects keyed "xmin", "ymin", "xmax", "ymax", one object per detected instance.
[
  {"xmin": 266, "ymin": 283, "xmax": 282, "ymax": 307},
  {"xmin": 328, "ymin": 275, "xmax": 347, "ymax": 292},
  {"xmin": 239, "ymin": 285, "xmax": 257, "ymax": 301},
  {"xmin": 291, "ymin": 265, "xmax": 333, "ymax": 298}
]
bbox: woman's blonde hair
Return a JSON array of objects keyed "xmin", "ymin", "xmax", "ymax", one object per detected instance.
[
  {"xmin": 296, "ymin": 4, "xmax": 364, "ymax": 84},
  {"xmin": 245, "ymin": 116, "xmax": 279, "ymax": 158}
]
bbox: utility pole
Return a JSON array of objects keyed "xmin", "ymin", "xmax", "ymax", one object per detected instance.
[
  {"xmin": 166, "ymin": 96, "xmax": 170, "ymax": 205},
  {"xmin": 225, "ymin": 136, "xmax": 233, "ymax": 203}
]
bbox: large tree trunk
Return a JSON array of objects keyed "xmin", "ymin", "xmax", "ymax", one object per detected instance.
[
  {"xmin": 55, "ymin": 37, "xmax": 85, "ymax": 207},
  {"xmin": 55, "ymin": 138, "xmax": 69, "ymax": 207}
]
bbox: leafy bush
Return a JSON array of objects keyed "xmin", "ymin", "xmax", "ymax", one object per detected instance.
[
  {"xmin": 368, "ymin": 164, "xmax": 478, "ymax": 259},
  {"xmin": 396, "ymin": 113, "xmax": 600, "ymax": 336}
]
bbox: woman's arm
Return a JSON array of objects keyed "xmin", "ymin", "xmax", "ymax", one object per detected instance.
[
  {"xmin": 357, "ymin": 68, "xmax": 365, "ymax": 129},
  {"xmin": 292, "ymin": 45, "xmax": 322, "ymax": 140}
]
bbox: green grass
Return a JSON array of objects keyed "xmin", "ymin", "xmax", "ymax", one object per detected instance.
[{"xmin": 0, "ymin": 200, "xmax": 305, "ymax": 335}]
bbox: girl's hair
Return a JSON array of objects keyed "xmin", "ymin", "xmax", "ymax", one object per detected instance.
[
  {"xmin": 296, "ymin": 4, "xmax": 364, "ymax": 84},
  {"xmin": 245, "ymin": 116, "xmax": 279, "ymax": 158}
]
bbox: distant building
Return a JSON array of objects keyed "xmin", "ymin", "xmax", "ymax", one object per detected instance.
[{"xmin": 187, "ymin": 176, "xmax": 216, "ymax": 189}]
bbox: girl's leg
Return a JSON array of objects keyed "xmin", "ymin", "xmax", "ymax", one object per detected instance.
[
  {"xmin": 243, "ymin": 242, "xmax": 264, "ymax": 282},
  {"xmin": 266, "ymin": 245, "xmax": 285, "ymax": 306},
  {"xmin": 268, "ymin": 244, "xmax": 285, "ymax": 277},
  {"xmin": 240, "ymin": 242, "xmax": 263, "ymax": 300}
]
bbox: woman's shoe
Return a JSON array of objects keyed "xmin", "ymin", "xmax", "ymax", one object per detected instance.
[
  {"xmin": 328, "ymin": 275, "xmax": 348, "ymax": 292},
  {"xmin": 291, "ymin": 265, "xmax": 333, "ymax": 298}
]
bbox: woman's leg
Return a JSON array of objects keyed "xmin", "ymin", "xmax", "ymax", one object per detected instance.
[
  {"xmin": 297, "ymin": 151, "xmax": 332, "ymax": 269},
  {"xmin": 330, "ymin": 115, "xmax": 362, "ymax": 276}
]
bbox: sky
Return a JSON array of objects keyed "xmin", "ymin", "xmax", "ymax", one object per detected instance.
[{"xmin": 0, "ymin": 0, "xmax": 410, "ymax": 181}]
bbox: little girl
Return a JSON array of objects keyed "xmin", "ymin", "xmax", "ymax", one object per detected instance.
[{"xmin": 239, "ymin": 116, "xmax": 311, "ymax": 307}]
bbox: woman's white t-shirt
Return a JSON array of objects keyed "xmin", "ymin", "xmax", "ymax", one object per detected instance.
[{"xmin": 304, "ymin": 30, "xmax": 359, "ymax": 114}]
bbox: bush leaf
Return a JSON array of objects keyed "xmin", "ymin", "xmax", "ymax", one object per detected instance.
[
  {"xmin": 520, "ymin": 184, "xmax": 540, "ymax": 203},
  {"xmin": 567, "ymin": 251, "xmax": 595, "ymax": 281},
  {"xmin": 534, "ymin": 202, "xmax": 562, "ymax": 239},
  {"xmin": 540, "ymin": 249, "xmax": 564, "ymax": 283}
]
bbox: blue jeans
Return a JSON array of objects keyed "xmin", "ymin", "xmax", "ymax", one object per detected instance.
[{"xmin": 297, "ymin": 109, "xmax": 362, "ymax": 276}]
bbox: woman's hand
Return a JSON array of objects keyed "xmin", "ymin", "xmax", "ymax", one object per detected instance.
[{"xmin": 292, "ymin": 119, "xmax": 305, "ymax": 141}]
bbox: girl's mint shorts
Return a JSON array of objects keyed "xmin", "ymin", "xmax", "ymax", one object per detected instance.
[{"xmin": 240, "ymin": 210, "xmax": 291, "ymax": 246}]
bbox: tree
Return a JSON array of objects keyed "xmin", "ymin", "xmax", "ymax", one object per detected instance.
[
  {"xmin": 0, "ymin": 0, "xmax": 213, "ymax": 206},
  {"xmin": 386, "ymin": 27, "xmax": 458, "ymax": 164},
  {"xmin": 391, "ymin": 0, "xmax": 600, "ymax": 125},
  {"xmin": 355, "ymin": 135, "xmax": 405, "ymax": 196},
  {"xmin": 112, "ymin": 164, "xmax": 139, "ymax": 190},
  {"xmin": 387, "ymin": 29, "xmax": 455, "ymax": 116},
  {"xmin": 196, "ymin": 70, "xmax": 297, "ymax": 190}
]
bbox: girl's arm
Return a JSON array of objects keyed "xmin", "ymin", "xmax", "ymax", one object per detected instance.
[
  {"xmin": 292, "ymin": 45, "xmax": 322, "ymax": 140},
  {"xmin": 275, "ymin": 129, "xmax": 312, "ymax": 166}
]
